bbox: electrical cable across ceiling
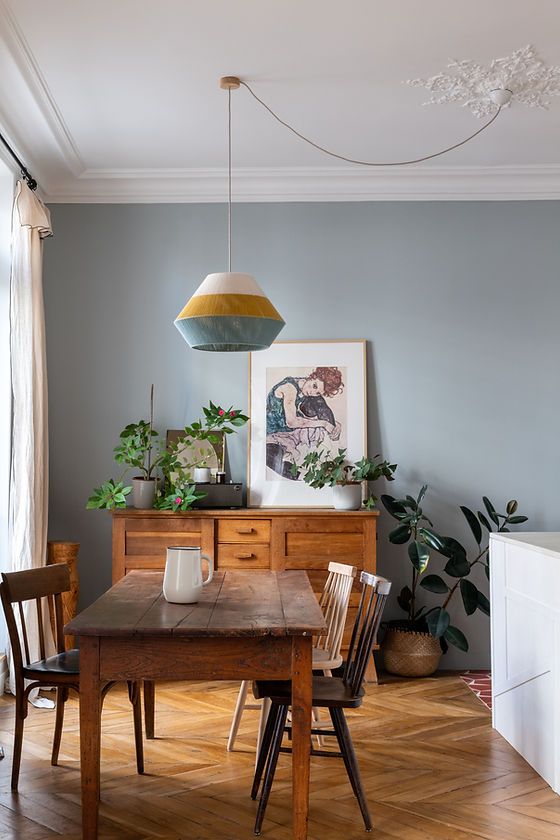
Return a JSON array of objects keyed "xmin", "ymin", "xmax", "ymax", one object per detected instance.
[
  {"xmin": 238, "ymin": 80, "xmax": 507, "ymax": 167},
  {"xmin": 175, "ymin": 75, "xmax": 514, "ymax": 353}
]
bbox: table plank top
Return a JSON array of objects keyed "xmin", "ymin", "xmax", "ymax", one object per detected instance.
[{"xmin": 65, "ymin": 570, "xmax": 326, "ymax": 638}]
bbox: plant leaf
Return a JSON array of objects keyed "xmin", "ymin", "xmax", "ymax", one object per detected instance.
[
  {"xmin": 460, "ymin": 579, "xmax": 478, "ymax": 615},
  {"xmin": 437, "ymin": 536, "xmax": 467, "ymax": 561},
  {"xmin": 444, "ymin": 555, "xmax": 470, "ymax": 577},
  {"xmin": 483, "ymin": 496, "xmax": 500, "ymax": 526},
  {"xmin": 419, "ymin": 574, "xmax": 449, "ymax": 594},
  {"xmin": 484, "ymin": 563, "xmax": 489, "ymax": 580},
  {"xmin": 460, "ymin": 506, "xmax": 482, "ymax": 546},
  {"xmin": 507, "ymin": 515, "xmax": 528, "ymax": 524},
  {"xmin": 389, "ymin": 524, "xmax": 411, "ymax": 544},
  {"xmin": 418, "ymin": 527, "xmax": 446, "ymax": 553},
  {"xmin": 397, "ymin": 585, "xmax": 413, "ymax": 615},
  {"xmin": 425, "ymin": 607, "xmax": 450, "ymax": 638},
  {"xmin": 477, "ymin": 590, "xmax": 490, "ymax": 616},
  {"xmin": 506, "ymin": 499, "xmax": 518, "ymax": 515},
  {"xmin": 444, "ymin": 625, "xmax": 469, "ymax": 652},
  {"xmin": 477, "ymin": 511, "xmax": 492, "ymax": 532},
  {"xmin": 381, "ymin": 495, "xmax": 408, "ymax": 519},
  {"xmin": 417, "ymin": 484, "xmax": 428, "ymax": 505},
  {"xmin": 408, "ymin": 540, "xmax": 430, "ymax": 573}
]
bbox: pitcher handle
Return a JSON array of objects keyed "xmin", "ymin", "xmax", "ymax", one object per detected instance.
[{"xmin": 201, "ymin": 553, "xmax": 214, "ymax": 586}]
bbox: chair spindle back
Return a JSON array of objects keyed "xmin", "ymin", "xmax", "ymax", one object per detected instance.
[
  {"xmin": 343, "ymin": 571, "xmax": 391, "ymax": 697},
  {"xmin": 316, "ymin": 561, "xmax": 356, "ymax": 661}
]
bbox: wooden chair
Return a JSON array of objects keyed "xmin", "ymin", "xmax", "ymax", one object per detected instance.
[
  {"xmin": 250, "ymin": 571, "xmax": 391, "ymax": 836},
  {"xmin": 227, "ymin": 561, "xmax": 357, "ymax": 756},
  {"xmin": 0, "ymin": 564, "xmax": 144, "ymax": 791}
]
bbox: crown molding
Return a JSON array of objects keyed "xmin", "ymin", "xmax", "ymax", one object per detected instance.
[
  {"xmin": 2, "ymin": 2, "xmax": 560, "ymax": 204},
  {"xmin": 0, "ymin": 0, "xmax": 84, "ymax": 177},
  {"xmin": 44, "ymin": 164, "xmax": 560, "ymax": 203}
]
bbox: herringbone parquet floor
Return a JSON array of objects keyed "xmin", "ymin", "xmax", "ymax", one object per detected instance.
[{"xmin": 0, "ymin": 675, "xmax": 558, "ymax": 839}]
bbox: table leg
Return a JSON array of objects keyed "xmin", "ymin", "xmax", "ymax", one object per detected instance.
[
  {"xmin": 79, "ymin": 636, "xmax": 102, "ymax": 839},
  {"xmin": 144, "ymin": 680, "xmax": 155, "ymax": 739},
  {"xmin": 291, "ymin": 635, "xmax": 312, "ymax": 840}
]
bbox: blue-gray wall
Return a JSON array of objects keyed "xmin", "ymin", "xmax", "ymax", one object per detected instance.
[{"xmin": 43, "ymin": 201, "xmax": 560, "ymax": 668}]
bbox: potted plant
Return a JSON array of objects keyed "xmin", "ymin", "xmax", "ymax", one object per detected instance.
[
  {"xmin": 87, "ymin": 396, "xmax": 248, "ymax": 511},
  {"xmin": 380, "ymin": 486, "xmax": 528, "ymax": 676},
  {"xmin": 157, "ymin": 402, "xmax": 248, "ymax": 502},
  {"xmin": 297, "ymin": 448, "xmax": 397, "ymax": 510}
]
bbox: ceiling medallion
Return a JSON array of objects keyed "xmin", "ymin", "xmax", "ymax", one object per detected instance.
[{"xmin": 407, "ymin": 45, "xmax": 560, "ymax": 118}]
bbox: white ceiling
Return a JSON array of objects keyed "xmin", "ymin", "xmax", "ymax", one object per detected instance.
[{"xmin": 1, "ymin": 0, "xmax": 560, "ymax": 201}]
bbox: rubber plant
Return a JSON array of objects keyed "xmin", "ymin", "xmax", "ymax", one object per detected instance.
[{"xmin": 381, "ymin": 486, "xmax": 528, "ymax": 652}]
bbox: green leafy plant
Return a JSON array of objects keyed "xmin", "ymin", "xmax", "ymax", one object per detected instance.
[
  {"xmin": 87, "ymin": 394, "xmax": 249, "ymax": 511},
  {"xmin": 382, "ymin": 488, "xmax": 528, "ymax": 652},
  {"xmin": 154, "ymin": 401, "xmax": 249, "ymax": 508},
  {"xmin": 113, "ymin": 420, "xmax": 161, "ymax": 479},
  {"xmin": 86, "ymin": 479, "xmax": 132, "ymax": 510},
  {"xmin": 155, "ymin": 484, "xmax": 206, "ymax": 512},
  {"xmin": 296, "ymin": 447, "xmax": 396, "ymax": 507}
]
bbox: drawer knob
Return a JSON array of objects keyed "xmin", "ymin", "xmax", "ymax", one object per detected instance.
[
  {"xmin": 236, "ymin": 527, "xmax": 254, "ymax": 534},
  {"xmin": 235, "ymin": 553, "xmax": 254, "ymax": 560}
]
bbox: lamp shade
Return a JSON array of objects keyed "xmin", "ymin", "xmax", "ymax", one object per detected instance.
[{"xmin": 174, "ymin": 272, "xmax": 285, "ymax": 352}]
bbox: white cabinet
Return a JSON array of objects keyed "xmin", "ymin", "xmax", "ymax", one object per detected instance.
[{"xmin": 490, "ymin": 533, "xmax": 560, "ymax": 793}]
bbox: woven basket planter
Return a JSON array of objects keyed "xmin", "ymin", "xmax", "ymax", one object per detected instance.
[{"xmin": 382, "ymin": 627, "xmax": 442, "ymax": 677}]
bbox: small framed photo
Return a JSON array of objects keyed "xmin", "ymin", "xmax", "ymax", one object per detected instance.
[{"xmin": 248, "ymin": 340, "xmax": 367, "ymax": 507}]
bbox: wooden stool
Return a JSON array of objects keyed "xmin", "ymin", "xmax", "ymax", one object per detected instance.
[{"xmin": 46, "ymin": 541, "xmax": 79, "ymax": 650}]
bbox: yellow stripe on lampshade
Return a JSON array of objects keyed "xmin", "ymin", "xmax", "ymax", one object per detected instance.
[{"xmin": 176, "ymin": 292, "xmax": 283, "ymax": 321}]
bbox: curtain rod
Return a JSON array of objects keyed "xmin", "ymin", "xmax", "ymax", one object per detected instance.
[{"xmin": 0, "ymin": 130, "xmax": 37, "ymax": 190}]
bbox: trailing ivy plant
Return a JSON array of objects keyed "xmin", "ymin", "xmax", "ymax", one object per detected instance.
[
  {"xmin": 154, "ymin": 402, "xmax": 249, "ymax": 509},
  {"xmin": 296, "ymin": 447, "xmax": 397, "ymax": 507},
  {"xmin": 382, "ymin": 488, "xmax": 528, "ymax": 652}
]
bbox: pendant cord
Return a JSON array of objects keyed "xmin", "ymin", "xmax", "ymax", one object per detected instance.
[
  {"xmin": 228, "ymin": 88, "xmax": 232, "ymax": 273},
  {"xmin": 239, "ymin": 81, "xmax": 502, "ymax": 167}
]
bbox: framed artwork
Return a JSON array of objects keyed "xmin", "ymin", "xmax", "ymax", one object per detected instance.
[
  {"xmin": 248, "ymin": 340, "xmax": 367, "ymax": 507},
  {"xmin": 166, "ymin": 430, "xmax": 225, "ymax": 481}
]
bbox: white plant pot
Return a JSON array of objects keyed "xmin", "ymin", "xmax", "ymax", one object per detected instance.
[
  {"xmin": 132, "ymin": 477, "xmax": 156, "ymax": 509},
  {"xmin": 194, "ymin": 467, "xmax": 212, "ymax": 484},
  {"xmin": 332, "ymin": 483, "xmax": 362, "ymax": 511}
]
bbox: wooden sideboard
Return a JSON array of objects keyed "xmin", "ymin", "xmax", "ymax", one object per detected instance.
[{"xmin": 112, "ymin": 508, "xmax": 379, "ymax": 677}]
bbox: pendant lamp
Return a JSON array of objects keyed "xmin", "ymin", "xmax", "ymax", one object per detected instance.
[{"xmin": 175, "ymin": 76, "xmax": 285, "ymax": 352}]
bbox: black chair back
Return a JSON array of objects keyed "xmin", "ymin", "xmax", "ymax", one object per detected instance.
[{"xmin": 342, "ymin": 571, "xmax": 391, "ymax": 697}]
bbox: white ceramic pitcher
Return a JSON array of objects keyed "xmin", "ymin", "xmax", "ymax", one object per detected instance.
[{"xmin": 163, "ymin": 545, "xmax": 214, "ymax": 604}]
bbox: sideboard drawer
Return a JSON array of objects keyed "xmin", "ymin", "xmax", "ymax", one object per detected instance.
[
  {"xmin": 217, "ymin": 544, "xmax": 270, "ymax": 569},
  {"xmin": 218, "ymin": 519, "xmax": 271, "ymax": 544}
]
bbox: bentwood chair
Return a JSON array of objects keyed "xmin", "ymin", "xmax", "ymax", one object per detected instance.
[
  {"xmin": 0, "ymin": 564, "xmax": 144, "ymax": 791},
  {"xmin": 227, "ymin": 561, "xmax": 357, "ymax": 756},
  {"xmin": 250, "ymin": 571, "xmax": 391, "ymax": 836}
]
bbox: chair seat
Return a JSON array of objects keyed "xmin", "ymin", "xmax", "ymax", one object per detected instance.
[
  {"xmin": 311, "ymin": 647, "xmax": 343, "ymax": 671},
  {"xmin": 253, "ymin": 675, "xmax": 365, "ymax": 709},
  {"xmin": 24, "ymin": 649, "xmax": 80, "ymax": 677}
]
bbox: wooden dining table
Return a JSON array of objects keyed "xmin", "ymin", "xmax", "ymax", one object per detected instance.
[{"xmin": 65, "ymin": 568, "xmax": 326, "ymax": 840}]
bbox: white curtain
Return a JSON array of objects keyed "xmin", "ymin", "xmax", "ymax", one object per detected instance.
[{"xmin": 7, "ymin": 180, "xmax": 53, "ymax": 697}]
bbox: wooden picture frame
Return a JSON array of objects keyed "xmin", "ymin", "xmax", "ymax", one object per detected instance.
[{"xmin": 248, "ymin": 340, "xmax": 367, "ymax": 507}]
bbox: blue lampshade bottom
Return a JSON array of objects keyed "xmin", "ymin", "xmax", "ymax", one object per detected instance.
[{"xmin": 175, "ymin": 314, "xmax": 285, "ymax": 352}]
